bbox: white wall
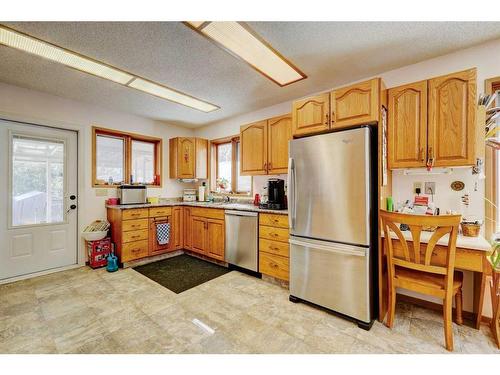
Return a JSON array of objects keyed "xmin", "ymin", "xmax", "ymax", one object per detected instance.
[{"xmin": 0, "ymin": 82, "xmax": 195, "ymax": 253}]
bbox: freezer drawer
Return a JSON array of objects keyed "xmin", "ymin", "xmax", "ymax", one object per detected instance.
[{"xmin": 289, "ymin": 237, "xmax": 372, "ymax": 323}]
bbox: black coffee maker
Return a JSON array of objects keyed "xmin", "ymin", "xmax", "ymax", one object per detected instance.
[{"xmin": 261, "ymin": 178, "xmax": 286, "ymax": 210}]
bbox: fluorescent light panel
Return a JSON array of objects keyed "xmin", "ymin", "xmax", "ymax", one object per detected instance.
[
  {"xmin": 0, "ymin": 25, "xmax": 219, "ymax": 112},
  {"xmin": 189, "ymin": 21, "xmax": 306, "ymax": 86},
  {"xmin": 128, "ymin": 78, "xmax": 218, "ymax": 112}
]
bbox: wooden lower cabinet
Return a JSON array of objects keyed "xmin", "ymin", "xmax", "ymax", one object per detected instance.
[
  {"xmin": 258, "ymin": 213, "xmax": 289, "ymax": 281},
  {"xmin": 106, "ymin": 206, "xmax": 226, "ymax": 264}
]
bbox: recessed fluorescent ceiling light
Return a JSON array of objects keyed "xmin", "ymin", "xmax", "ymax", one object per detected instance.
[
  {"xmin": 0, "ymin": 25, "xmax": 219, "ymax": 112},
  {"xmin": 187, "ymin": 21, "xmax": 306, "ymax": 86},
  {"xmin": 128, "ymin": 78, "xmax": 218, "ymax": 112}
]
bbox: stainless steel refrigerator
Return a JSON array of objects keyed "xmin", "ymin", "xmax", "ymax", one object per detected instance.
[{"xmin": 288, "ymin": 126, "xmax": 376, "ymax": 329}]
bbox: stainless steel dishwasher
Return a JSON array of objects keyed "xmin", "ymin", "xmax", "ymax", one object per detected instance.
[{"xmin": 224, "ymin": 210, "xmax": 258, "ymax": 272}]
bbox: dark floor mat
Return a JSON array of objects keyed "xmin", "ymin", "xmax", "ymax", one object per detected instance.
[{"xmin": 133, "ymin": 254, "xmax": 230, "ymax": 294}]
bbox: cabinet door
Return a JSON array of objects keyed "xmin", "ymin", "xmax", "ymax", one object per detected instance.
[
  {"xmin": 428, "ymin": 68, "xmax": 476, "ymax": 167},
  {"xmin": 387, "ymin": 81, "xmax": 428, "ymax": 169},
  {"xmin": 331, "ymin": 79, "xmax": 379, "ymax": 128},
  {"xmin": 195, "ymin": 138, "xmax": 208, "ymax": 179},
  {"xmin": 240, "ymin": 120, "xmax": 268, "ymax": 175},
  {"xmin": 171, "ymin": 207, "xmax": 183, "ymax": 250},
  {"xmin": 206, "ymin": 219, "xmax": 225, "ymax": 261},
  {"xmin": 191, "ymin": 216, "xmax": 206, "ymax": 254},
  {"xmin": 177, "ymin": 137, "xmax": 196, "ymax": 178},
  {"xmin": 267, "ymin": 114, "xmax": 291, "ymax": 174},
  {"xmin": 291, "ymin": 93, "xmax": 330, "ymax": 136},
  {"xmin": 183, "ymin": 207, "xmax": 192, "ymax": 250}
]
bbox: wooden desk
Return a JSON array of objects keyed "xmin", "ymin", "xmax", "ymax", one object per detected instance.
[{"xmin": 379, "ymin": 232, "xmax": 491, "ymax": 329}]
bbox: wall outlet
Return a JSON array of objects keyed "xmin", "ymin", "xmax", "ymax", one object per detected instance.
[
  {"xmin": 413, "ymin": 182, "xmax": 422, "ymax": 194},
  {"xmin": 425, "ymin": 182, "xmax": 436, "ymax": 195}
]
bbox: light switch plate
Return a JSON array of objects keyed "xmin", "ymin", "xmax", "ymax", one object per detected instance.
[
  {"xmin": 95, "ymin": 188, "xmax": 109, "ymax": 197},
  {"xmin": 425, "ymin": 182, "xmax": 436, "ymax": 195}
]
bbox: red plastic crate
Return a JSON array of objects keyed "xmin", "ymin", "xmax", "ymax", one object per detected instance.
[{"xmin": 86, "ymin": 238, "xmax": 111, "ymax": 269}]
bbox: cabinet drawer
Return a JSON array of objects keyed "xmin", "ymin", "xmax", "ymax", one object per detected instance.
[
  {"xmin": 190, "ymin": 207, "xmax": 225, "ymax": 220},
  {"xmin": 123, "ymin": 229, "xmax": 148, "ymax": 243},
  {"xmin": 259, "ymin": 252, "xmax": 289, "ymax": 281},
  {"xmin": 259, "ymin": 238, "xmax": 289, "ymax": 258},
  {"xmin": 259, "ymin": 213, "xmax": 288, "ymax": 228},
  {"xmin": 259, "ymin": 225, "xmax": 289, "ymax": 243},
  {"xmin": 122, "ymin": 218, "xmax": 148, "ymax": 232},
  {"xmin": 149, "ymin": 207, "xmax": 173, "ymax": 218},
  {"xmin": 122, "ymin": 209, "xmax": 149, "ymax": 220},
  {"xmin": 121, "ymin": 240, "xmax": 149, "ymax": 262}
]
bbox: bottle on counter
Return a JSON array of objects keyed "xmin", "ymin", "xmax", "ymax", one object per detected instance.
[{"xmin": 198, "ymin": 182, "xmax": 206, "ymax": 202}]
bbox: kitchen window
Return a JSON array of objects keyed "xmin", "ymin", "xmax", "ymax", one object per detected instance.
[
  {"xmin": 212, "ymin": 136, "xmax": 252, "ymax": 195},
  {"xmin": 92, "ymin": 127, "xmax": 162, "ymax": 187}
]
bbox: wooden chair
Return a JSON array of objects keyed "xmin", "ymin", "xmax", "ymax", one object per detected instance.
[
  {"xmin": 380, "ymin": 210, "xmax": 463, "ymax": 351},
  {"xmin": 491, "ymin": 268, "xmax": 500, "ymax": 349}
]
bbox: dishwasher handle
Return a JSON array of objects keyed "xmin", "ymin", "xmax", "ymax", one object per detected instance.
[{"xmin": 224, "ymin": 210, "xmax": 258, "ymax": 217}]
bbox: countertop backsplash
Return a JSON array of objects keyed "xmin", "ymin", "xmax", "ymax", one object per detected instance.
[{"xmin": 391, "ymin": 167, "xmax": 485, "ymax": 224}]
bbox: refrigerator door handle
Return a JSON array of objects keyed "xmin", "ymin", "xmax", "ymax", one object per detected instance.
[
  {"xmin": 289, "ymin": 238, "xmax": 367, "ymax": 257},
  {"xmin": 288, "ymin": 158, "xmax": 296, "ymax": 230}
]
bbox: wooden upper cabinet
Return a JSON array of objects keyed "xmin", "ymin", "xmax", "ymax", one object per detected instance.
[
  {"xmin": 206, "ymin": 219, "xmax": 225, "ymax": 261},
  {"xmin": 240, "ymin": 120, "xmax": 268, "ymax": 175},
  {"xmin": 291, "ymin": 93, "xmax": 330, "ymax": 136},
  {"xmin": 388, "ymin": 81, "xmax": 428, "ymax": 169},
  {"xmin": 428, "ymin": 68, "xmax": 477, "ymax": 167},
  {"xmin": 331, "ymin": 79, "xmax": 379, "ymax": 128},
  {"xmin": 169, "ymin": 137, "xmax": 208, "ymax": 179},
  {"xmin": 267, "ymin": 114, "xmax": 292, "ymax": 174}
]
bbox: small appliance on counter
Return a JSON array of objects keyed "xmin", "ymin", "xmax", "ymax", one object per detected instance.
[
  {"xmin": 259, "ymin": 178, "xmax": 286, "ymax": 210},
  {"xmin": 117, "ymin": 185, "xmax": 147, "ymax": 205},
  {"xmin": 183, "ymin": 189, "xmax": 197, "ymax": 202}
]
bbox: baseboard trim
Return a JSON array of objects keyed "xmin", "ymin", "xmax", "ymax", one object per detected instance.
[{"xmin": 398, "ymin": 294, "xmax": 491, "ymax": 325}]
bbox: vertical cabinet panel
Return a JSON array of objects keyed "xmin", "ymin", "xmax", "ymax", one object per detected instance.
[
  {"xmin": 206, "ymin": 219, "xmax": 225, "ymax": 261},
  {"xmin": 195, "ymin": 138, "xmax": 208, "ymax": 179},
  {"xmin": 240, "ymin": 120, "xmax": 268, "ymax": 175},
  {"xmin": 171, "ymin": 207, "xmax": 183, "ymax": 250},
  {"xmin": 332, "ymin": 79, "xmax": 379, "ymax": 128},
  {"xmin": 388, "ymin": 81, "xmax": 428, "ymax": 168},
  {"xmin": 183, "ymin": 207, "xmax": 192, "ymax": 250},
  {"xmin": 267, "ymin": 114, "xmax": 292, "ymax": 174},
  {"xmin": 190, "ymin": 216, "xmax": 206, "ymax": 254},
  {"xmin": 177, "ymin": 137, "xmax": 196, "ymax": 178},
  {"xmin": 292, "ymin": 93, "xmax": 330, "ymax": 136},
  {"xmin": 428, "ymin": 68, "xmax": 476, "ymax": 167}
]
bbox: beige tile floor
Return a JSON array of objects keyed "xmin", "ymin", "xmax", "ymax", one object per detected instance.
[{"xmin": 0, "ymin": 265, "xmax": 498, "ymax": 354}]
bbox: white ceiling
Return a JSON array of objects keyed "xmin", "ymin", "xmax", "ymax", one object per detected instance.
[{"xmin": 1, "ymin": 22, "xmax": 500, "ymax": 128}]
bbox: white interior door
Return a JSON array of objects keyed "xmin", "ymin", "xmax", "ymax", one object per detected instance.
[{"xmin": 0, "ymin": 120, "xmax": 78, "ymax": 280}]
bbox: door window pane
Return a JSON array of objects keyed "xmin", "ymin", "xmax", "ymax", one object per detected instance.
[
  {"xmin": 12, "ymin": 135, "xmax": 65, "ymax": 226},
  {"xmin": 132, "ymin": 140, "xmax": 155, "ymax": 184},
  {"xmin": 217, "ymin": 142, "xmax": 232, "ymax": 190},
  {"xmin": 96, "ymin": 135, "xmax": 124, "ymax": 184},
  {"xmin": 235, "ymin": 142, "xmax": 251, "ymax": 193}
]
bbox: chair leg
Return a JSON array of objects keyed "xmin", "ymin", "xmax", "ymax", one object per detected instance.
[
  {"xmin": 443, "ymin": 296, "xmax": 454, "ymax": 351},
  {"xmin": 386, "ymin": 285, "xmax": 396, "ymax": 329},
  {"xmin": 455, "ymin": 288, "xmax": 463, "ymax": 325}
]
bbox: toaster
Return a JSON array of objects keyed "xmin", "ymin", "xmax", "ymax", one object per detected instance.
[{"xmin": 117, "ymin": 185, "xmax": 147, "ymax": 205}]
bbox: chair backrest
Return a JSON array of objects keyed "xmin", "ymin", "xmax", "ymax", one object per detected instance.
[{"xmin": 380, "ymin": 210, "xmax": 461, "ymax": 279}]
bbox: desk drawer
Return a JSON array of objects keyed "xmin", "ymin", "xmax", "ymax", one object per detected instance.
[
  {"xmin": 259, "ymin": 252, "xmax": 289, "ymax": 281},
  {"xmin": 123, "ymin": 229, "xmax": 148, "ymax": 243},
  {"xmin": 121, "ymin": 240, "xmax": 149, "ymax": 262},
  {"xmin": 122, "ymin": 218, "xmax": 148, "ymax": 232},
  {"xmin": 149, "ymin": 207, "xmax": 172, "ymax": 218},
  {"xmin": 259, "ymin": 226, "xmax": 289, "ymax": 243},
  {"xmin": 122, "ymin": 209, "xmax": 149, "ymax": 220},
  {"xmin": 259, "ymin": 238, "xmax": 289, "ymax": 258},
  {"xmin": 259, "ymin": 213, "xmax": 288, "ymax": 228}
]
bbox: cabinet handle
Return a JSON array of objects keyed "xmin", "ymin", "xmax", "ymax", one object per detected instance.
[
  {"xmin": 331, "ymin": 110, "xmax": 335, "ymax": 124},
  {"xmin": 324, "ymin": 112, "xmax": 329, "ymax": 125},
  {"xmin": 263, "ymin": 162, "xmax": 267, "ymax": 171},
  {"xmin": 268, "ymin": 162, "xmax": 272, "ymax": 170},
  {"xmin": 426, "ymin": 147, "xmax": 435, "ymax": 168}
]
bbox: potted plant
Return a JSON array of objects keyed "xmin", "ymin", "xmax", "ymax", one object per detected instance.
[{"xmin": 216, "ymin": 177, "xmax": 229, "ymax": 193}]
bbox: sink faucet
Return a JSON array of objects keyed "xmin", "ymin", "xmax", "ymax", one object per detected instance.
[{"xmin": 224, "ymin": 195, "xmax": 231, "ymax": 203}]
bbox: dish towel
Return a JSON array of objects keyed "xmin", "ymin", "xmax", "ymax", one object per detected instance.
[{"xmin": 156, "ymin": 223, "xmax": 170, "ymax": 245}]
